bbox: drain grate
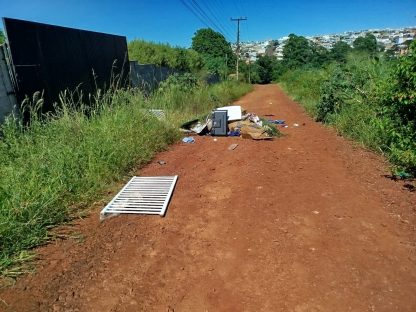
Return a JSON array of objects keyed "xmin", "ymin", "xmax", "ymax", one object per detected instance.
[{"xmin": 100, "ymin": 176, "xmax": 178, "ymax": 220}]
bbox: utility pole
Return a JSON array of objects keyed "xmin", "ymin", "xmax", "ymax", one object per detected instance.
[
  {"xmin": 248, "ymin": 59, "xmax": 251, "ymax": 84},
  {"xmin": 231, "ymin": 17, "xmax": 247, "ymax": 81}
]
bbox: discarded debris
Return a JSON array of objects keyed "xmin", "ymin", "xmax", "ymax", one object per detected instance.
[
  {"xmin": 179, "ymin": 105, "xmax": 281, "ymax": 140},
  {"xmin": 228, "ymin": 143, "xmax": 238, "ymax": 150},
  {"xmin": 268, "ymin": 119, "xmax": 285, "ymax": 125},
  {"xmin": 157, "ymin": 160, "xmax": 167, "ymax": 165},
  {"xmin": 148, "ymin": 109, "xmax": 165, "ymax": 120},
  {"xmin": 293, "ymin": 123, "xmax": 299, "ymax": 127},
  {"xmin": 215, "ymin": 105, "xmax": 242, "ymax": 121},
  {"xmin": 182, "ymin": 137, "xmax": 195, "ymax": 143},
  {"xmin": 228, "ymin": 129, "xmax": 240, "ymax": 136},
  {"xmin": 211, "ymin": 110, "xmax": 228, "ymax": 136},
  {"xmin": 100, "ymin": 176, "xmax": 178, "ymax": 220}
]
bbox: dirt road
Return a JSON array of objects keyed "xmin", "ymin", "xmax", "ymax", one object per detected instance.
[{"xmin": 1, "ymin": 84, "xmax": 415, "ymax": 312}]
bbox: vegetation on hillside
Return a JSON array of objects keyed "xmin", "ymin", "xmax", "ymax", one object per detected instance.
[
  {"xmin": 128, "ymin": 39, "xmax": 204, "ymax": 72},
  {"xmin": 0, "ymin": 30, "xmax": 4, "ymax": 44},
  {"xmin": 128, "ymin": 28, "xmax": 235, "ymax": 79}
]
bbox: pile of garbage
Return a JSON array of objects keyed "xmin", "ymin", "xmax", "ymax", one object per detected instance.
[{"xmin": 180, "ymin": 105, "xmax": 282, "ymax": 140}]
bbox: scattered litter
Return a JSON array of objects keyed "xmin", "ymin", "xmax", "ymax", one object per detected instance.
[
  {"xmin": 228, "ymin": 143, "xmax": 238, "ymax": 150},
  {"xmin": 264, "ymin": 114, "xmax": 275, "ymax": 117},
  {"xmin": 282, "ymin": 125, "xmax": 289, "ymax": 128},
  {"xmin": 268, "ymin": 119, "xmax": 285, "ymax": 125},
  {"xmin": 213, "ymin": 138, "xmax": 218, "ymax": 141},
  {"xmin": 215, "ymin": 105, "xmax": 242, "ymax": 121},
  {"xmin": 247, "ymin": 113, "xmax": 263, "ymax": 127},
  {"xmin": 190, "ymin": 121, "xmax": 207, "ymax": 134},
  {"xmin": 148, "ymin": 109, "xmax": 165, "ymax": 120},
  {"xmin": 157, "ymin": 160, "xmax": 167, "ymax": 165},
  {"xmin": 100, "ymin": 176, "xmax": 178, "ymax": 220},
  {"xmin": 228, "ymin": 129, "xmax": 240, "ymax": 136},
  {"xmin": 180, "ymin": 118, "xmax": 199, "ymax": 129},
  {"xmin": 182, "ymin": 137, "xmax": 195, "ymax": 143},
  {"xmin": 293, "ymin": 123, "xmax": 299, "ymax": 127},
  {"xmin": 181, "ymin": 118, "xmax": 208, "ymax": 135},
  {"xmin": 178, "ymin": 106, "xmax": 282, "ymax": 140},
  {"xmin": 211, "ymin": 110, "xmax": 228, "ymax": 136},
  {"xmin": 312, "ymin": 211, "xmax": 320, "ymax": 215}
]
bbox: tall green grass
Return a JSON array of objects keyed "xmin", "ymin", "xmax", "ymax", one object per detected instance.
[
  {"xmin": 0, "ymin": 80, "xmax": 252, "ymax": 273},
  {"xmin": 279, "ymin": 67, "xmax": 328, "ymax": 116},
  {"xmin": 279, "ymin": 52, "xmax": 415, "ymax": 175}
]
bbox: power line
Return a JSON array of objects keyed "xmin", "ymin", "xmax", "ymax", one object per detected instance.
[
  {"xmin": 189, "ymin": 0, "xmax": 229, "ymax": 38},
  {"xmin": 179, "ymin": 0, "xmax": 232, "ymax": 40},
  {"xmin": 210, "ymin": 0, "xmax": 236, "ymax": 39},
  {"xmin": 197, "ymin": 1, "xmax": 233, "ymax": 39},
  {"xmin": 178, "ymin": 0, "xmax": 212, "ymax": 30}
]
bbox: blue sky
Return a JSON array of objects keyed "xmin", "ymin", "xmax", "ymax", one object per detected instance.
[{"xmin": 1, "ymin": 0, "xmax": 415, "ymax": 47}]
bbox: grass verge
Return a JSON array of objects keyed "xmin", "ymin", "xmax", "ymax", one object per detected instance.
[{"xmin": 0, "ymin": 80, "xmax": 252, "ymax": 275}]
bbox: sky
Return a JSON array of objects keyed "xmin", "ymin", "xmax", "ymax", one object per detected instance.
[{"xmin": 1, "ymin": 0, "xmax": 415, "ymax": 47}]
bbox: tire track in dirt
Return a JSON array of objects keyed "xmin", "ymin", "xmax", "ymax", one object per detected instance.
[{"xmin": 1, "ymin": 84, "xmax": 415, "ymax": 312}]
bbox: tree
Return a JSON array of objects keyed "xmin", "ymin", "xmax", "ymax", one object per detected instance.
[
  {"xmin": 191, "ymin": 28, "xmax": 233, "ymax": 59},
  {"xmin": 391, "ymin": 40, "xmax": 416, "ymax": 124},
  {"xmin": 331, "ymin": 41, "xmax": 352, "ymax": 62},
  {"xmin": 191, "ymin": 28, "xmax": 235, "ymax": 75},
  {"xmin": 252, "ymin": 55, "xmax": 274, "ymax": 84},
  {"xmin": 353, "ymin": 34, "xmax": 378, "ymax": 54},
  {"xmin": 282, "ymin": 34, "xmax": 314, "ymax": 69},
  {"xmin": 310, "ymin": 43, "xmax": 331, "ymax": 67},
  {"xmin": 0, "ymin": 30, "xmax": 4, "ymax": 44}
]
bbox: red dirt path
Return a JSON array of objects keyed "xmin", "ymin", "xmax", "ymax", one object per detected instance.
[{"xmin": 1, "ymin": 84, "xmax": 415, "ymax": 312}]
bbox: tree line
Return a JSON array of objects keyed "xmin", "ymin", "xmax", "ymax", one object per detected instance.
[
  {"xmin": 246, "ymin": 33, "xmax": 392, "ymax": 84},
  {"xmin": 128, "ymin": 28, "xmax": 235, "ymax": 78}
]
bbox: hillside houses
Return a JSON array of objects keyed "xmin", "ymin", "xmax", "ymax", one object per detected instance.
[{"xmin": 238, "ymin": 26, "xmax": 416, "ymax": 62}]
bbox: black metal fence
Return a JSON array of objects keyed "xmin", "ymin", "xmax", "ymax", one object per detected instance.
[{"xmin": 3, "ymin": 18, "xmax": 129, "ymax": 115}]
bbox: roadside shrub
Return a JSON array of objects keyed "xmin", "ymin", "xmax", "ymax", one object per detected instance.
[
  {"xmin": 280, "ymin": 47, "xmax": 416, "ymax": 175},
  {"xmin": 279, "ymin": 67, "xmax": 328, "ymax": 115},
  {"xmin": 157, "ymin": 73, "xmax": 199, "ymax": 93}
]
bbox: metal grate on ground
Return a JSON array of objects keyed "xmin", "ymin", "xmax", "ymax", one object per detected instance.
[{"xmin": 100, "ymin": 176, "xmax": 178, "ymax": 220}]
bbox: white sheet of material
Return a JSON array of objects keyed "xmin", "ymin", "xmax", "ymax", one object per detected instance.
[{"xmin": 215, "ymin": 105, "xmax": 242, "ymax": 121}]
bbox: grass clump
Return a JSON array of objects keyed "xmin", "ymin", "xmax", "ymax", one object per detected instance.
[
  {"xmin": 279, "ymin": 45, "xmax": 416, "ymax": 176},
  {"xmin": 0, "ymin": 78, "xmax": 252, "ymax": 274}
]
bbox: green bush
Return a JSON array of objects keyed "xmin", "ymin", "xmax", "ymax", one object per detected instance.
[
  {"xmin": 128, "ymin": 39, "xmax": 204, "ymax": 72},
  {"xmin": 280, "ymin": 46, "xmax": 416, "ymax": 176}
]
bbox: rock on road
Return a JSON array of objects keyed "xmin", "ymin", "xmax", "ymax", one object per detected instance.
[{"xmin": 1, "ymin": 84, "xmax": 415, "ymax": 312}]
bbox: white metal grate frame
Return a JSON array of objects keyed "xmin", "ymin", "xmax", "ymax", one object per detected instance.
[{"xmin": 100, "ymin": 176, "xmax": 178, "ymax": 220}]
